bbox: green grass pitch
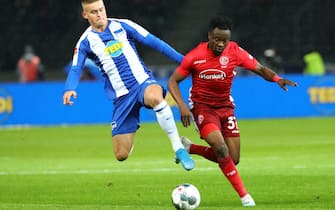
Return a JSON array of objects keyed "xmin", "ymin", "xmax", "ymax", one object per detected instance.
[{"xmin": 0, "ymin": 117, "xmax": 334, "ymax": 209}]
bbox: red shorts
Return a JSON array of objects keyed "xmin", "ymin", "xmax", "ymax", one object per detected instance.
[{"xmin": 191, "ymin": 103, "xmax": 240, "ymax": 139}]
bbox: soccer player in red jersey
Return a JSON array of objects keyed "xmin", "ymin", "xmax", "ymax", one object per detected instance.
[{"xmin": 168, "ymin": 17, "xmax": 297, "ymax": 207}]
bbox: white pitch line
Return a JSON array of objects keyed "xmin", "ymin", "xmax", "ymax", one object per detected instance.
[
  {"xmin": 1, "ymin": 164, "xmax": 334, "ymax": 176},
  {"xmin": 0, "ymin": 167, "xmax": 218, "ymax": 175}
]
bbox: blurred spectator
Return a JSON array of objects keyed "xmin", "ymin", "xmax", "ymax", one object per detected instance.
[
  {"xmin": 17, "ymin": 45, "xmax": 44, "ymax": 82},
  {"xmin": 236, "ymin": 47, "xmax": 284, "ymax": 76},
  {"xmin": 261, "ymin": 48, "xmax": 284, "ymax": 74},
  {"xmin": 303, "ymin": 50, "xmax": 325, "ymax": 75}
]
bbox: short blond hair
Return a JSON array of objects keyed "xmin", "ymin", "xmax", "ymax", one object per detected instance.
[{"xmin": 81, "ymin": 0, "xmax": 100, "ymax": 4}]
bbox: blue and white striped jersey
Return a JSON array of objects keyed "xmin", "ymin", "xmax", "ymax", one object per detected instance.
[{"xmin": 64, "ymin": 18, "xmax": 183, "ymax": 100}]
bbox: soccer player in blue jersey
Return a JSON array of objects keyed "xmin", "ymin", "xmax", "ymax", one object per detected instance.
[{"xmin": 62, "ymin": 0, "xmax": 194, "ymax": 170}]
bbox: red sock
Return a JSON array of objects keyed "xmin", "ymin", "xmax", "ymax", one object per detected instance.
[
  {"xmin": 189, "ymin": 144, "xmax": 217, "ymax": 163},
  {"xmin": 218, "ymin": 156, "xmax": 248, "ymax": 198}
]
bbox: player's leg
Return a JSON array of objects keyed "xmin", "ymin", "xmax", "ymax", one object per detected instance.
[
  {"xmin": 181, "ymin": 136, "xmax": 217, "ymax": 162},
  {"xmin": 219, "ymin": 111, "xmax": 255, "ymax": 206},
  {"xmin": 112, "ymin": 133, "xmax": 135, "ymax": 161},
  {"xmin": 183, "ymin": 106, "xmax": 240, "ymax": 165},
  {"xmin": 110, "ymin": 92, "xmax": 140, "ymax": 162},
  {"xmin": 143, "ymin": 83, "xmax": 194, "ymax": 170},
  {"xmin": 203, "ymin": 128, "xmax": 247, "ymax": 199},
  {"xmin": 182, "ymin": 136, "xmax": 240, "ymax": 164},
  {"xmin": 225, "ymin": 137, "xmax": 240, "ymax": 165},
  {"xmin": 222, "ymin": 112, "xmax": 241, "ymax": 165},
  {"xmin": 182, "ymin": 104, "xmax": 219, "ymax": 162},
  {"xmin": 204, "ymin": 129, "xmax": 255, "ymax": 206},
  {"xmin": 144, "ymin": 84, "xmax": 182, "ymax": 151},
  {"xmin": 189, "ymin": 104, "xmax": 255, "ymax": 206}
]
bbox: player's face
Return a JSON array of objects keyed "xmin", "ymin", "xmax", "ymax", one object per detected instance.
[
  {"xmin": 208, "ymin": 28, "xmax": 231, "ymax": 56},
  {"xmin": 82, "ymin": 0, "xmax": 107, "ymax": 32}
]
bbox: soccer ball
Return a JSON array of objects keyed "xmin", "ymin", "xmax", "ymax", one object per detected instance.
[{"xmin": 171, "ymin": 183, "xmax": 201, "ymax": 210}]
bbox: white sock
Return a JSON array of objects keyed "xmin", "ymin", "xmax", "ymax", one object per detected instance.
[{"xmin": 154, "ymin": 100, "xmax": 183, "ymax": 152}]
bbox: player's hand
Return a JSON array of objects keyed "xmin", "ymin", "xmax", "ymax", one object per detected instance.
[
  {"xmin": 277, "ymin": 79, "xmax": 297, "ymax": 91},
  {"xmin": 63, "ymin": 90, "xmax": 77, "ymax": 106},
  {"xmin": 179, "ymin": 104, "xmax": 192, "ymax": 127}
]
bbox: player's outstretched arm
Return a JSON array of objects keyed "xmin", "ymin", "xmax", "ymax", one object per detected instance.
[
  {"xmin": 253, "ymin": 63, "xmax": 297, "ymax": 91},
  {"xmin": 63, "ymin": 90, "xmax": 77, "ymax": 106}
]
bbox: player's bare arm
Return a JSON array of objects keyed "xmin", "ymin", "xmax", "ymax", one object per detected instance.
[
  {"xmin": 168, "ymin": 71, "xmax": 192, "ymax": 127},
  {"xmin": 253, "ymin": 63, "xmax": 297, "ymax": 91},
  {"xmin": 63, "ymin": 90, "xmax": 77, "ymax": 106}
]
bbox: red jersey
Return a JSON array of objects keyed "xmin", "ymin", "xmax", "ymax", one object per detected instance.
[{"xmin": 176, "ymin": 41, "xmax": 258, "ymax": 108}]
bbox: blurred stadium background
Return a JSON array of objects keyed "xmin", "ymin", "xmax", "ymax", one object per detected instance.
[
  {"xmin": 1, "ymin": 0, "xmax": 335, "ymax": 81},
  {"xmin": 0, "ymin": 0, "xmax": 335, "ymax": 126}
]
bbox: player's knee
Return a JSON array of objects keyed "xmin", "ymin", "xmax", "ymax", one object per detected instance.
[
  {"xmin": 144, "ymin": 87, "xmax": 164, "ymax": 108},
  {"xmin": 230, "ymin": 154, "xmax": 240, "ymax": 165},
  {"xmin": 229, "ymin": 153, "xmax": 240, "ymax": 165},
  {"xmin": 114, "ymin": 151, "xmax": 129, "ymax": 161},
  {"xmin": 233, "ymin": 158, "xmax": 240, "ymax": 165},
  {"xmin": 148, "ymin": 97, "xmax": 162, "ymax": 108},
  {"xmin": 217, "ymin": 143, "xmax": 230, "ymax": 157}
]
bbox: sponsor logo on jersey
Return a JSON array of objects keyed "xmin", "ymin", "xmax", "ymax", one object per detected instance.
[
  {"xmin": 199, "ymin": 69, "xmax": 226, "ymax": 80},
  {"xmin": 193, "ymin": 59, "xmax": 206, "ymax": 65},
  {"xmin": 0, "ymin": 88, "xmax": 13, "ymax": 124},
  {"xmin": 105, "ymin": 40, "xmax": 123, "ymax": 57}
]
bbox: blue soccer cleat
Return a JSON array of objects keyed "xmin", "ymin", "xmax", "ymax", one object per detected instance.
[{"xmin": 175, "ymin": 148, "xmax": 194, "ymax": 171}]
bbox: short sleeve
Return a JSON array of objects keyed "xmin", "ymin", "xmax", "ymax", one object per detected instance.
[
  {"xmin": 236, "ymin": 46, "xmax": 258, "ymax": 70},
  {"xmin": 176, "ymin": 54, "xmax": 193, "ymax": 77}
]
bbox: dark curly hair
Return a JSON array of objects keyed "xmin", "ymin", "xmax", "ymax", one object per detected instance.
[{"xmin": 208, "ymin": 16, "xmax": 232, "ymax": 32}]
